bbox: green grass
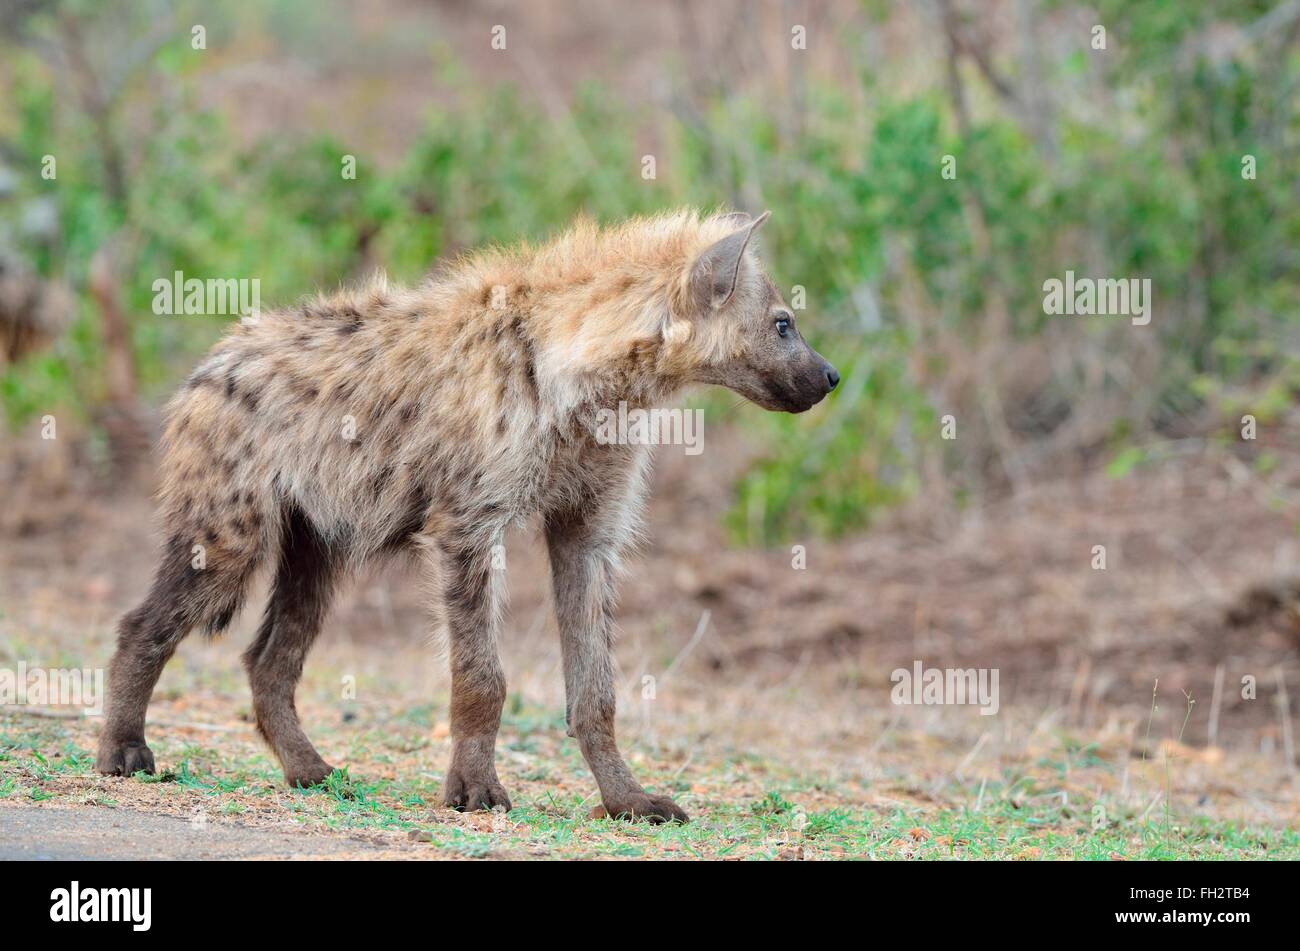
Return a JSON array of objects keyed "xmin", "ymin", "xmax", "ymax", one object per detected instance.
[{"xmin": 2, "ymin": 712, "xmax": 1296, "ymax": 860}]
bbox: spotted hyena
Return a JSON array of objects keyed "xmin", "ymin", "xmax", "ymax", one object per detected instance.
[{"xmin": 96, "ymin": 209, "xmax": 838, "ymax": 822}]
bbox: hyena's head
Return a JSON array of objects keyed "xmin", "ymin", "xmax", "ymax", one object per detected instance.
[{"xmin": 673, "ymin": 211, "xmax": 838, "ymax": 413}]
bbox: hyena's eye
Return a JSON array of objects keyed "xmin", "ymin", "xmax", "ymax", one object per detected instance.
[{"xmin": 775, "ymin": 316, "xmax": 791, "ymax": 338}]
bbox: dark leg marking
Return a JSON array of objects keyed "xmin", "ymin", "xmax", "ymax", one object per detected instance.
[
  {"xmin": 97, "ymin": 534, "xmax": 257, "ymax": 777},
  {"xmin": 242, "ymin": 503, "xmax": 340, "ymax": 788}
]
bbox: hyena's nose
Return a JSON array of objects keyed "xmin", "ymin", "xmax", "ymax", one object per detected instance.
[{"xmin": 824, "ymin": 365, "xmax": 840, "ymax": 392}]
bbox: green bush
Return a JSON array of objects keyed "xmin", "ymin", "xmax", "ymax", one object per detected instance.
[{"xmin": 1, "ymin": 0, "xmax": 1295, "ymax": 542}]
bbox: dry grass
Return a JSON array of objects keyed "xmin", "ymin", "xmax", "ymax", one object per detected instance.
[{"xmin": 2, "ymin": 430, "xmax": 1299, "ymax": 858}]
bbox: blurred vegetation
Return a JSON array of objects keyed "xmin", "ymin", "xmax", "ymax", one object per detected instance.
[{"xmin": 0, "ymin": 0, "xmax": 1296, "ymax": 542}]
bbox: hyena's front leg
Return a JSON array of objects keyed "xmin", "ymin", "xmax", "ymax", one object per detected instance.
[
  {"xmin": 545, "ymin": 515, "xmax": 689, "ymax": 824},
  {"xmin": 438, "ymin": 540, "xmax": 512, "ymax": 812}
]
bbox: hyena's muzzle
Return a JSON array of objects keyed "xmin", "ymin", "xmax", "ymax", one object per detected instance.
[{"xmin": 765, "ymin": 341, "xmax": 838, "ymax": 413}]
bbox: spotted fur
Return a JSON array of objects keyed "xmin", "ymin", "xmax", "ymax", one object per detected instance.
[{"xmin": 96, "ymin": 208, "xmax": 837, "ymax": 821}]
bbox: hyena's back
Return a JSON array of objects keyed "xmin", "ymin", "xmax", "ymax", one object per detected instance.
[{"xmin": 156, "ymin": 276, "xmax": 549, "ymax": 593}]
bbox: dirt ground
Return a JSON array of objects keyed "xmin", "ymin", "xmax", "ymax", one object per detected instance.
[
  {"xmin": 2, "ymin": 423, "xmax": 1299, "ymax": 859},
  {"xmin": 0, "ymin": 804, "xmax": 422, "ymax": 860}
]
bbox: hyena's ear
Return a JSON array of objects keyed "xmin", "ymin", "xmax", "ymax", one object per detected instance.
[{"xmin": 691, "ymin": 210, "xmax": 770, "ymax": 311}]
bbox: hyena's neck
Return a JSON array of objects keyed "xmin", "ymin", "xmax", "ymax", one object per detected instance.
[
  {"xmin": 518, "ymin": 282, "xmax": 695, "ymax": 426},
  {"xmin": 413, "ymin": 211, "xmax": 718, "ymax": 430}
]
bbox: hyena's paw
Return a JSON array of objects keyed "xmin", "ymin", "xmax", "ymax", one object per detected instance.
[
  {"xmin": 601, "ymin": 792, "xmax": 690, "ymax": 824},
  {"xmin": 442, "ymin": 768, "xmax": 512, "ymax": 813},
  {"xmin": 96, "ymin": 739, "xmax": 156, "ymax": 778},
  {"xmin": 283, "ymin": 758, "xmax": 338, "ymax": 789}
]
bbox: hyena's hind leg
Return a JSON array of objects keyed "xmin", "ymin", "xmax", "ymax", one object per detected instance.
[
  {"xmin": 97, "ymin": 535, "xmax": 259, "ymax": 777},
  {"xmin": 242, "ymin": 504, "xmax": 341, "ymax": 788}
]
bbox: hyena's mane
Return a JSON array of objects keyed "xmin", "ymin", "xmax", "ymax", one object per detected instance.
[{"xmin": 418, "ymin": 207, "xmax": 756, "ymax": 409}]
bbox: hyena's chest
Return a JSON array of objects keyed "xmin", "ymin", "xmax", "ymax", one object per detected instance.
[{"xmin": 479, "ymin": 424, "xmax": 645, "ymax": 522}]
